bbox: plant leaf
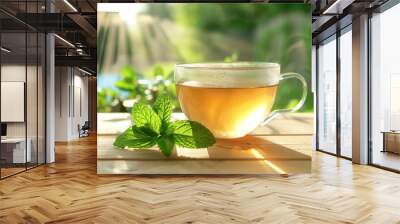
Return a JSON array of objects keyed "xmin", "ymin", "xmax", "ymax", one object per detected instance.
[
  {"xmin": 113, "ymin": 127, "xmax": 157, "ymax": 149},
  {"xmin": 132, "ymin": 126, "xmax": 158, "ymax": 138},
  {"xmin": 153, "ymin": 95, "xmax": 174, "ymax": 130},
  {"xmin": 132, "ymin": 102, "xmax": 161, "ymax": 133},
  {"xmin": 171, "ymin": 120, "xmax": 216, "ymax": 148},
  {"xmin": 157, "ymin": 135, "xmax": 175, "ymax": 157},
  {"xmin": 120, "ymin": 66, "xmax": 137, "ymax": 82},
  {"xmin": 114, "ymin": 80, "xmax": 135, "ymax": 92}
]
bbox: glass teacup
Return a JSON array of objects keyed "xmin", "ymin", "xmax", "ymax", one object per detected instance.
[{"xmin": 175, "ymin": 62, "xmax": 307, "ymax": 139}]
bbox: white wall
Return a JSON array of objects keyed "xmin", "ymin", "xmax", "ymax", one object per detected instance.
[
  {"xmin": 54, "ymin": 67, "xmax": 89, "ymax": 141},
  {"xmin": 1, "ymin": 65, "xmax": 29, "ymax": 138},
  {"xmin": 55, "ymin": 66, "xmax": 69, "ymax": 141},
  {"xmin": 72, "ymin": 73, "xmax": 89, "ymax": 138}
]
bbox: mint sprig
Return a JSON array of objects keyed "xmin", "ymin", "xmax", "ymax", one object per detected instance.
[
  {"xmin": 170, "ymin": 120, "xmax": 216, "ymax": 148},
  {"xmin": 113, "ymin": 95, "xmax": 216, "ymax": 157},
  {"xmin": 132, "ymin": 102, "xmax": 161, "ymax": 133}
]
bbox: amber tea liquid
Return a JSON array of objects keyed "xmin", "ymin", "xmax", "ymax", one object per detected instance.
[{"xmin": 177, "ymin": 82, "xmax": 278, "ymax": 138}]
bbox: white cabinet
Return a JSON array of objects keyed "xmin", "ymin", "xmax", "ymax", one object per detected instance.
[{"xmin": 1, "ymin": 138, "xmax": 32, "ymax": 163}]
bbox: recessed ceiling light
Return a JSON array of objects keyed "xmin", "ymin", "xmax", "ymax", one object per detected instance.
[
  {"xmin": 1, "ymin": 47, "xmax": 11, "ymax": 53},
  {"xmin": 54, "ymin": 34, "xmax": 75, "ymax": 48},
  {"xmin": 63, "ymin": 0, "xmax": 78, "ymax": 12},
  {"xmin": 78, "ymin": 67, "xmax": 93, "ymax": 76},
  {"xmin": 323, "ymin": 0, "xmax": 354, "ymax": 15}
]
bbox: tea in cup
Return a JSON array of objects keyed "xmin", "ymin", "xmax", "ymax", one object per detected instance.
[{"xmin": 175, "ymin": 63, "xmax": 307, "ymax": 139}]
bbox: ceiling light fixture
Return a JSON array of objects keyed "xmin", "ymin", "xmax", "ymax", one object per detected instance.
[
  {"xmin": 78, "ymin": 67, "xmax": 93, "ymax": 76},
  {"xmin": 54, "ymin": 34, "xmax": 75, "ymax": 48},
  {"xmin": 63, "ymin": 0, "xmax": 78, "ymax": 12},
  {"xmin": 1, "ymin": 47, "xmax": 11, "ymax": 53},
  {"xmin": 322, "ymin": 0, "xmax": 354, "ymax": 15}
]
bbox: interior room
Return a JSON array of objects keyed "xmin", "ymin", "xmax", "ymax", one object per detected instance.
[
  {"xmin": 314, "ymin": 0, "xmax": 400, "ymax": 172},
  {"xmin": 0, "ymin": 0, "xmax": 399, "ymax": 223},
  {"xmin": 0, "ymin": 3, "xmax": 46, "ymax": 178}
]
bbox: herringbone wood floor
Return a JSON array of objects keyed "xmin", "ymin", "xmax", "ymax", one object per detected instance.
[{"xmin": 1, "ymin": 135, "xmax": 400, "ymax": 224}]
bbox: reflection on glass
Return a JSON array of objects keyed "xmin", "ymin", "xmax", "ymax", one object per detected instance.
[
  {"xmin": 340, "ymin": 29, "xmax": 352, "ymax": 158},
  {"xmin": 318, "ymin": 37, "xmax": 337, "ymax": 154},
  {"xmin": 371, "ymin": 3, "xmax": 400, "ymax": 171}
]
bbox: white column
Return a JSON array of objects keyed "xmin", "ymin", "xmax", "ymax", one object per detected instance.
[
  {"xmin": 352, "ymin": 14, "xmax": 369, "ymax": 164},
  {"xmin": 46, "ymin": 33, "xmax": 55, "ymax": 163},
  {"xmin": 45, "ymin": 0, "xmax": 56, "ymax": 163}
]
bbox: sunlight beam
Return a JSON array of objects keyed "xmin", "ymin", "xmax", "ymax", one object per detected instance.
[{"xmin": 250, "ymin": 148, "xmax": 286, "ymax": 174}]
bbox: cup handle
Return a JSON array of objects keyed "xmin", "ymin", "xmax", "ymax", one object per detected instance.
[{"xmin": 261, "ymin": 72, "xmax": 308, "ymax": 126}]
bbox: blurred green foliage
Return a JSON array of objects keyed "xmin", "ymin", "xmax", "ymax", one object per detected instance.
[
  {"xmin": 108, "ymin": 65, "xmax": 178, "ymax": 111},
  {"xmin": 98, "ymin": 4, "xmax": 312, "ymax": 113},
  {"xmin": 97, "ymin": 88, "xmax": 126, "ymax": 112}
]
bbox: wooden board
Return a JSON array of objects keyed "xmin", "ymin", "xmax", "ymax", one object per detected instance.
[{"xmin": 97, "ymin": 113, "xmax": 313, "ymax": 175}]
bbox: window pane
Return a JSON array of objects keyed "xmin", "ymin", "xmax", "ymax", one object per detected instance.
[
  {"xmin": 317, "ymin": 37, "xmax": 337, "ymax": 154},
  {"xmin": 371, "ymin": 3, "xmax": 400, "ymax": 171},
  {"xmin": 339, "ymin": 29, "xmax": 352, "ymax": 158}
]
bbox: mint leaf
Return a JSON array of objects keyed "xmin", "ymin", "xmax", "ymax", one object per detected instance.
[
  {"xmin": 157, "ymin": 135, "xmax": 175, "ymax": 157},
  {"xmin": 132, "ymin": 102, "xmax": 161, "ymax": 133},
  {"xmin": 132, "ymin": 126, "xmax": 158, "ymax": 138},
  {"xmin": 153, "ymin": 95, "xmax": 174, "ymax": 131},
  {"xmin": 113, "ymin": 127, "xmax": 157, "ymax": 149},
  {"xmin": 115, "ymin": 96, "xmax": 216, "ymax": 157},
  {"xmin": 171, "ymin": 120, "xmax": 216, "ymax": 148}
]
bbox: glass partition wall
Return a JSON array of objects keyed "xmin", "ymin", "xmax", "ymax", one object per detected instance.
[{"xmin": 0, "ymin": 2, "xmax": 46, "ymax": 179}]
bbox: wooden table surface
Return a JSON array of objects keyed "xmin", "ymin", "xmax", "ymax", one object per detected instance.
[{"xmin": 97, "ymin": 113, "xmax": 313, "ymax": 175}]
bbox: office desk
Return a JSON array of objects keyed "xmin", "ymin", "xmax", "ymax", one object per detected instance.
[
  {"xmin": 382, "ymin": 131, "xmax": 400, "ymax": 154},
  {"xmin": 1, "ymin": 138, "xmax": 31, "ymax": 163}
]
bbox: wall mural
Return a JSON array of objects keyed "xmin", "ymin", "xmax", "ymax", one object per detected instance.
[{"xmin": 97, "ymin": 3, "xmax": 313, "ymax": 175}]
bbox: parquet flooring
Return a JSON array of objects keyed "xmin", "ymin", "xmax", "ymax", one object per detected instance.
[{"xmin": 1, "ymin": 135, "xmax": 400, "ymax": 223}]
